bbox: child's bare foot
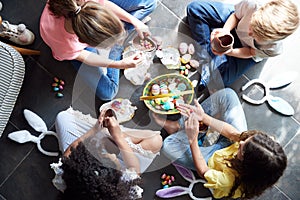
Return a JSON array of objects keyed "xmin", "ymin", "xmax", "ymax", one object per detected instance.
[{"xmin": 152, "ymin": 113, "xmax": 180, "ymax": 134}]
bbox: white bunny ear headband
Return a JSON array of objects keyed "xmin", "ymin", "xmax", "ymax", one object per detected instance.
[
  {"xmin": 241, "ymin": 71, "xmax": 298, "ymax": 116},
  {"xmin": 8, "ymin": 109, "xmax": 59, "ymax": 156},
  {"xmin": 156, "ymin": 163, "xmax": 212, "ymax": 200}
]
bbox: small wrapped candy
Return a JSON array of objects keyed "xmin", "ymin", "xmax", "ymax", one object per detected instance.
[
  {"xmin": 179, "ymin": 42, "xmax": 188, "ymax": 54},
  {"xmin": 53, "ymin": 77, "xmax": 59, "ymax": 83},
  {"xmin": 189, "ymin": 59, "xmax": 200, "ymax": 69},
  {"xmin": 160, "ymin": 173, "xmax": 175, "ymax": 188},
  {"xmin": 188, "ymin": 43, "xmax": 195, "ymax": 55},
  {"xmin": 53, "ymin": 87, "xmax": 59, "ymax": 92},
  {"xmin": 151, "ymin": 84, "xmax": 160, "ymax": 96},
  {"xmin": 56, "ymin": 92, "xmax": 64, "ymax": 98},
  {"xmin": 181, "ymin": 54, "xmax": 192, "ymax": 64}
]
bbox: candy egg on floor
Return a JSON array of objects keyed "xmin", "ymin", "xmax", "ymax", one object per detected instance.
[
  {"xmin": 181, "ymin": 54, "xmax": 192, "ymax": 64},
  {"xmin": 188, "ymin": 43, "xmax": 195, "ymax": 55},
  {"xmin": 190, "ymin": 59, "xmax": 200, "ymax": 69},
  {"xmin": 179, "ymin": 42, "xmax": 188, "ymax": 54}
]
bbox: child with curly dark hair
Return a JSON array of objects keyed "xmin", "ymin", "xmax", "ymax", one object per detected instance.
[{"xmin": 50, "ymin": 107, "xmax": 162, "ymax": 200}]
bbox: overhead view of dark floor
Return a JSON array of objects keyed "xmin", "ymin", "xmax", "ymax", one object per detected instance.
[{"xmin": 0, "ymin": 0, "xmax": 299, "ymax": 200}]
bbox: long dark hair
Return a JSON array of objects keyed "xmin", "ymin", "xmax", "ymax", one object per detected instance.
[
  {"xmin": 228, "ymin": 130, "xmax": 287, "ymax": 199},
  {"xmin": 61, "ymin": 140, "xmax": 142, "ymax": 200},
  {"xmin": 48, "ymin": 0, "xmax": 124, "ymax": 46}
]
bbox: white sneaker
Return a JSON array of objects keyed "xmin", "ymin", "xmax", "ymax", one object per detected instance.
[{"xmin": 0, "ymin": 18, "xmax": 35, "ymax": 45}]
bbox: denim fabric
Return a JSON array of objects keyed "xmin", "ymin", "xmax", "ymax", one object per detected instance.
[
  {"xmin": 109, "ymin": 0, "xmax": 157, "ymax": 30},
  {"xmin": 71, "ymin": 45, "xmax": 122, "ymax": 101},
  {"xmin": 162, "ymin": 88, "xmax": 247, "ymax": 170},
  {"xmin": 187, "ymin": 0, "xmax": 257, "ymax": 86},
  {"xmin": 71, "ymin": 0, "xmax": 157, "ymax": 100}
]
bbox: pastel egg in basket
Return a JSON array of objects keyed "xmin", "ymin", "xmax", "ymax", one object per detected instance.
[{"xmin": 142, "ymin": 73, "xmax": 194, "ymax": 114}]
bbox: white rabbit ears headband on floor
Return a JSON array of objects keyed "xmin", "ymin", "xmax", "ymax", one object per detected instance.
[
  {"xmin": 241, "ymin": 71, "xmax": 298, "ymax": 116},
  {"xmin": 7, "ymin": 109, "xmax": 59, "ymax": 156},
  {"xmin": 156, "ymin": 162, "xmax": 212, "ymax": 200}
]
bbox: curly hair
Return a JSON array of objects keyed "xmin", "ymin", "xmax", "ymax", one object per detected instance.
[
  {"xmin": 228, "ymin": 130, "xmax": 287, "ymax": 199},
  {"xmin": 48, "ymin": 0, "xmax": 124, "ymax": 47},
  {"xmin": 60, "ymin": 139, "xmax": 142, "ymax": 200}
]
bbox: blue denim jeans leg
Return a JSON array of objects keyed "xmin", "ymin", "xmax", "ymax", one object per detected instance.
[
  {"xmin": 162, "ymin": 88, "xmax": 247, "ymax": 170},
  {"xmin": 109, "ymin": 0, "xmax": 157, "ymax": 30},
  {"xmin": 71, "ymin": 45, "xmax": 122, "ymax": 101},
  {"xmin": 187, "ymin": 0, "xmax": 258, "ymax": 87}
]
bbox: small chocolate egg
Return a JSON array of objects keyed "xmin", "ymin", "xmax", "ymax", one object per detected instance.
[
  {"xmin": 160, "ymin": 88, "xmax": 169, "ymax": 94},
  {"xmin": 181, "ymin": 54, "xmax": 192, "ymax": 64},
  {"xmin": 56, "ymin": 92, "xmax": 64, "ymax": 98},
  {"xmin": 53, "ymin": 87, "xmax": 59, "ymax": 92},
  {"xmin": 190, "ymin": 59, "xmax": 200, "ymax": 69},
  {"xmin": 151, "ymin": 84, "xmax": 160, "ymax": 95},
  {"xmin": 52, "ymin": 83, "xmax": 58, "ymax": 87},
  {"xmin": 184, "ymin": 69, "xmax": 189, "ymax": 76},
  {"xmin": 54, "ymin": 77, "xmax": 59, "ymax": 83},
  {"xmin": 179, "ymin": 42, "xmax": 188, "ymax": 54},
  {"xmin": 188, "ymin": 43, "xmax": 195, "ymax": 55}
]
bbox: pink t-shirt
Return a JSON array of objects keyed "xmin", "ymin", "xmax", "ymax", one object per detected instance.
[{"xmin": 40, "ymin": 0, "xmax": 104, "ymax": 61}]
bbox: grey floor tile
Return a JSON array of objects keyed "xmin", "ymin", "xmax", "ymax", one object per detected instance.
[
  {"xmin": 160, "ymin": 0, "xmax": 194, "ymax": 19},
  {"xmin": 251, "ymin": 186, "xmax": 289, "ymax": 200},
  {"xmin": 277, "ymin": 132, "xmax": 300, "ymax": 199},
  {"xmin": 9, "ymin": 57, "xmax": 72, "ymax": 130},
  {"xmin": 0, "ymin": 123, "xmax": 34, "ymax": 184},
  {"xmin": 243, "ymin": 101, "xmax": 299, "ymax": 147},
  {"xmin": 0, "ymin": 149, "xmax": 60, "ymax": 200}
]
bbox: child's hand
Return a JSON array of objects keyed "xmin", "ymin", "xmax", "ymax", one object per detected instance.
[
  {"xmin": 98, "ymin": 109, "xmax": 122, "ymax": 138},
  {"xmin": 177, "ymin": 99, "xmax": 205, "ymax": 122},
  {"xmin": 210, "ymin": 28, "xmax": 233, "ymax": 56},
  {"xmin": 133, "ymin": 20, "xmax": 151, "ymax": 39},
  {"xmin": 185, "ymin": 113, "xmax": 199, "ymax": 144},
  {"xmin": 120, "ymin": 51, "xmax": 144, "ymax": 69}
]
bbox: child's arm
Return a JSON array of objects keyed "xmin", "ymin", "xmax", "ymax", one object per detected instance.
[
  {"xmin": 185, "ymin": 113, "xmax": 209, "ymax": 178},
  {"xmin": 103, "ymin": 0, "xmax": 150, "ymax": 38},
  {"xmin": 63, "ymin": 124, "xmax": 98, "ymax": 157},
  {"xmin": 226, "ymin": 47, "xmax": 255, "ymax": 59},
  {"xmin": 76, "ymin": 49, "xmax": 144, "ymax": 69},
  {"xmin": 213, "ymin": 13, "xmax": 256, "ymax": 58},
  {"xmin": 177, "ymin": 99, "xmax": 241, "ymax": 142},
  {"xmin": 105, "ymin": 116, "xmax": 141, "ymax": 174},
  {"xmin": 223, "ymin": 13, "xmax": 239, "ymax": 31}
]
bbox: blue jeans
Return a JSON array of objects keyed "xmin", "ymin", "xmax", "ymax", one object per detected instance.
[
  {"xmin": 187, "ymin": 0, "xmax": 257, "ymax": 86},
  {"xmin": 72, "ymin": 0, "xmax": 157, "ymax": 100},
  {"xmin": 72, "ymin": 46, "xmax": 122, "ymax": 101},
  {"xmin": 162, "ymin": 88, "xmax": 247, "ymax": 170},
  {"xmin": 110, "ymin": 0, "xmax": 157, "ymax": 30}
]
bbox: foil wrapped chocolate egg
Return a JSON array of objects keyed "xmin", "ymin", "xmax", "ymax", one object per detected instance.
[{"xmin": 151, "ymin": 84, "xmax": 160, "ymax": 96}]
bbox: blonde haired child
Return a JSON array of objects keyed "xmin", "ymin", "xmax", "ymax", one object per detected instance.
[{"xmin": 187, "ymin": 0, "xmax": 299, "ymax": 91}]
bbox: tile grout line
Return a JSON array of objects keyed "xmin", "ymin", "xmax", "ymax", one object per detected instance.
[
  {"xmin": 0, "ymin": 147, "xmax": 34, "ymax": 188},
  {"xmin": 274, "ymin": 185, "xmax": 293, "ymax": 200},
  {"xmin": 158, "ymin": 0, "xmax": 188, "ymax": 26}
]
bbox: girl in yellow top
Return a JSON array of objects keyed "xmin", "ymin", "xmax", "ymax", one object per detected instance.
[{"xmin": 155, "ymin": 88, "xmax": 287, "ymax": 199}]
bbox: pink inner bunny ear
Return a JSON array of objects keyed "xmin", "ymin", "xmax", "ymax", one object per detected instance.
[
  {"xmin": 173, "ymin": 162, "xmax": 195, "ymax": 182},
  {"xmin": 156, "ymin": 186, "xmax": 189, "ymax": 198}
]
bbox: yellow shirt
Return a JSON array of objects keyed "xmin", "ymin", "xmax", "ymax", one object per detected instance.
[{"xmin": 204, "ymin": 142, "xmax": 242, "ymax": 199}]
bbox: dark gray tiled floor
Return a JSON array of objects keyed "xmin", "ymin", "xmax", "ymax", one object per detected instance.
[{"xmin": 0, "ymin": 0, "xmax": 299, "ymax": 200}]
